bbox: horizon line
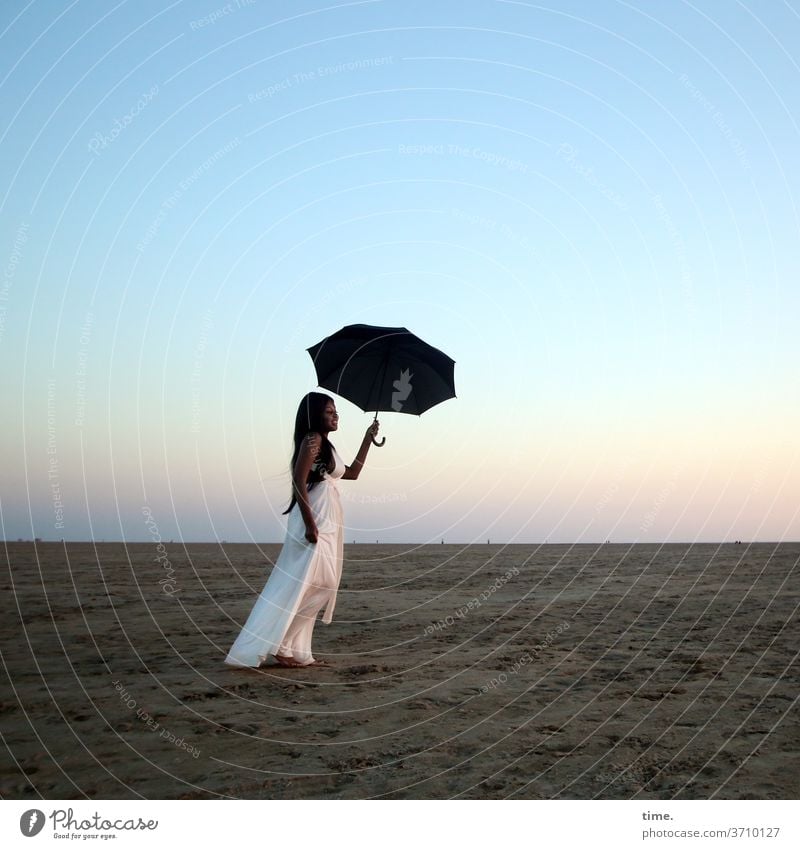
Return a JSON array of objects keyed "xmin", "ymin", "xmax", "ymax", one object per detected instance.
[{"xmin": 4, "ymin": 539, "xmax": 794, "ymax": 546}]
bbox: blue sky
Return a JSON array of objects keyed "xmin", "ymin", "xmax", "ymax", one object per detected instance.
[{"xmin": 1, "ymin": 0, "xmax": 798, "ymax": 543}]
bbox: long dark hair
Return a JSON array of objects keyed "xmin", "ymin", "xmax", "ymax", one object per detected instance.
[{"xmin": 282, "ymin": 392, "xmax": 336, "ymax": 515}]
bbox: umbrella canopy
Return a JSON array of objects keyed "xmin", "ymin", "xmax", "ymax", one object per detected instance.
[{"xmin": 307, "ymin": 324, "xmax": 456, "ymax": 442}]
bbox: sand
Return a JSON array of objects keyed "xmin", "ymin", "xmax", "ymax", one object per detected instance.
[{"xmin": 1, "ymin": 541, "xmax": 797, "ymax": 799}]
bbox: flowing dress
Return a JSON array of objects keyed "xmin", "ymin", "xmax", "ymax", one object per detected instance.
[{"xmin": 224, "ymin": 445, "xmax": 345, "ymax": 667}]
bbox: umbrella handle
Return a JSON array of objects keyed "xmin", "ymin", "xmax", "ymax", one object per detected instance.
[{"xmin": 370, "ymin": 412, "xmax": 385, "ymax": 447}]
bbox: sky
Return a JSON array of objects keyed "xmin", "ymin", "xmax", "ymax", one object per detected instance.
[{"xmin": 1, "ymin": 0, "xmax": 798, "ymax": 544}]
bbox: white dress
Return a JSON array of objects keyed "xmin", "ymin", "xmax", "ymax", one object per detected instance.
[{"xmin": 224, "ymin": 445, "xmax": 345, "ymax": 667}]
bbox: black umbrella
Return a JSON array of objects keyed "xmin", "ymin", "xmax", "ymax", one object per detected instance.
[{"xmin": 306, "ymin": 323, "xmax": 456, "ymax": 446}]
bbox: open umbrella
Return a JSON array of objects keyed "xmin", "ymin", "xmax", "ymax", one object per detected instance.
[{"xmin": 306, "ymin": 323, "xmax": 456, "ymax": 446}]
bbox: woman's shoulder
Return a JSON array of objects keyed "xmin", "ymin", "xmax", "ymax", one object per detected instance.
[{"xmin": 302, "ymin": 432, "xmax": 324, "ymax": 462}]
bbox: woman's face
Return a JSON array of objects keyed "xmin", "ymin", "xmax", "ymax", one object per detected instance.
[{"xmin": 322, "ymin": 401, "xmax": 339, "ymax": 433}]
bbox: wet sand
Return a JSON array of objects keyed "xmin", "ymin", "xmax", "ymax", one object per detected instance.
[{"xmin": 1, "ymin": 541, "xmax": 797, "ymax": 799}]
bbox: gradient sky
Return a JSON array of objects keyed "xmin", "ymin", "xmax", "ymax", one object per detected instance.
[{"xmin": 1, "ymin": 0, "xmax": 798, "ymax": 543}]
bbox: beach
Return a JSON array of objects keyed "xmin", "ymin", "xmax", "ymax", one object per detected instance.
[{"xmin": 1, "ymin": 541, "xmax": 797, "ymax": 799}]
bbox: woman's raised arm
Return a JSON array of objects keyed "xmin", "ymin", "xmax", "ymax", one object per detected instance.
[{"xmin": 342, "ymin": 420, "xmax": 380, "ymax": 480}]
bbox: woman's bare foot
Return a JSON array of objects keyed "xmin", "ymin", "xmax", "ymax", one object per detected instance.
[
  {"xmin": 274, "ymin": 654, "xmax": 304, "ymax": 668},
  {"xmin": 305, "ymin": 659, "xmax": 330, "ymax": 667}
]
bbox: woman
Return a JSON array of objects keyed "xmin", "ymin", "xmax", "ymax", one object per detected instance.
[{"xmin": 225, "ymin": 392, "xmax": 379, "ymax": 668}]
